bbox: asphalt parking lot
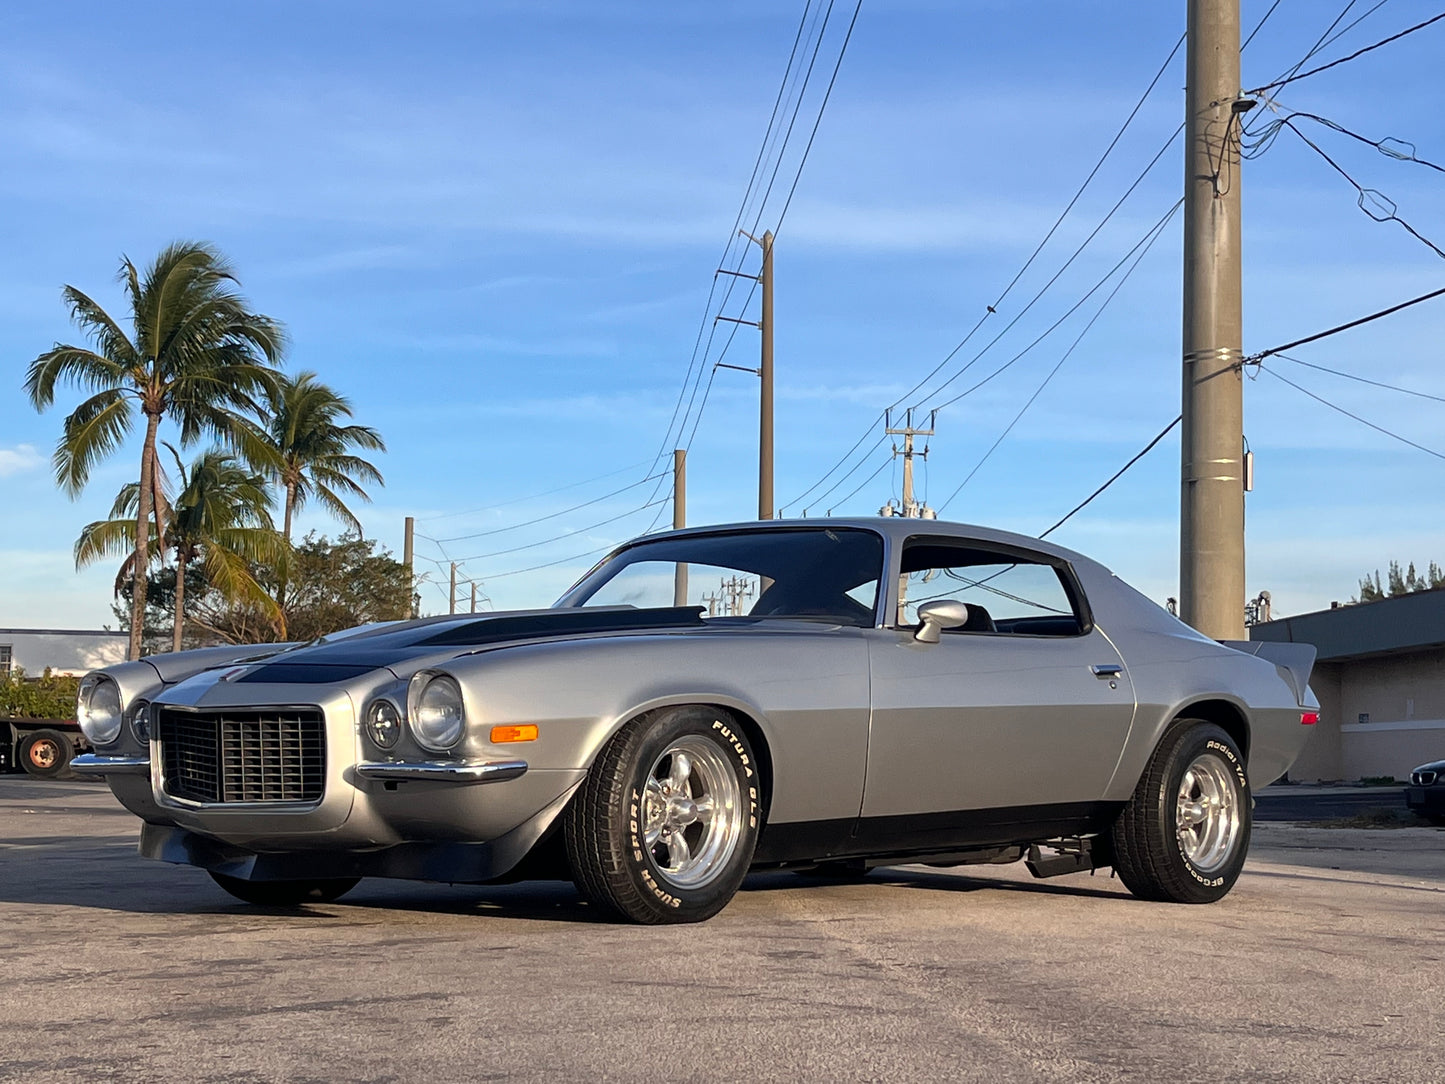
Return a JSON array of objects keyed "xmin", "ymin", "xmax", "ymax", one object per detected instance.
[{"xmin": 3, "ymin": 778, "xmax": 1442, "ymax": 1083}]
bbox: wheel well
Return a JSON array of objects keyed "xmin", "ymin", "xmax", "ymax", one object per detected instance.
[
  {"xmin": 697, "ymin": 703, "xmax": 774, "ymax": 825},
  {"xmin": 1177, "ymin": 699, "xmax": 1251, "ymax": 761}
]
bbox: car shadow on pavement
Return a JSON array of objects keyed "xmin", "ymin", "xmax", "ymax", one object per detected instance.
[{"xmin": 741, "ymin": 865, "xmax": 1131, "ymax": 902}]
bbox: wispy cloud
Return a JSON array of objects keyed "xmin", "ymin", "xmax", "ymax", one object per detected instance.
[{"xmin": 0, "ymin": 444, "xmax": 43, "ymax": 477}]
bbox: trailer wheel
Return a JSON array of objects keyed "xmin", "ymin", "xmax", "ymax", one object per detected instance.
[{"xmin": 19, "ymin": 729, "xmax": 76, "ymax": 780}]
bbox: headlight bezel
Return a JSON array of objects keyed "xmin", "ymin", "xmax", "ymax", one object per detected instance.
[
  {"xmin": 129, "ymin": 699, "xmax": 152, "ymax": 745},
  {"xmin": 77, "ymin": 676, "xmax": 124, "ymax": 746},
  {"xmin": 364, "ymin": 697, "xmax": 403, "ymax": 750},
  {"xmin": 408, "ymin": 672, "xmax": 466, "ymax": 752}
]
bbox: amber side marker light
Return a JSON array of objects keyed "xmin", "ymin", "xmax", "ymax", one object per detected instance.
[
  {"xmin": 1300, "ymin": 712, "xmax": 1320, "ymax": 726},
  {"xmin": 491, "ymin": 724, "xmax": 539, "ymax": 743}
]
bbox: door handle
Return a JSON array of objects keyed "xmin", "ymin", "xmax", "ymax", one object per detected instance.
[{"xmin": 1091, "ymin": 664, "xmax": 1124, "ymax": 679}]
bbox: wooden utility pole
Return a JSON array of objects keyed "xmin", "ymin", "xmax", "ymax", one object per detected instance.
[
  {"xmin": 1181, "ymin": 0, "xmax": 1249, "ymax": 640},
  {"xmin": 715, "ymin": 228, "xmax": 774, "ymax": 520},
  {"xmin": 673, "ymin": 449, "xmax": 688, "ymax": 607},
  {"xmin": 759, "ymin": 229, "xmax": 774, "ymax": 520}
]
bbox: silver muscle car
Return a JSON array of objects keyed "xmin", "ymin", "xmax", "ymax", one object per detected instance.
[{"xmin": 73, "ymin": 519, "xmax": 1319, "ymax": 923}]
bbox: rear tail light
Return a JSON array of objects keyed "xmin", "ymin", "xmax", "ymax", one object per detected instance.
[{"xmin": 1300, "ymin": 712, "xmax": 1319, "ymax": 725}]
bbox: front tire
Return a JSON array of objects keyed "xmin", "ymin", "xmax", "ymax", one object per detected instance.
[
  {"xmin": 565, "ymin": 706, "xmax": 761, "ymax": 924},
  {"xmin": 208, "ymin": 872, "xmax": 360, "ymax": 906},
  {"xmin": 1111, "ymin": 720, "xmax": 1251, "ymax": 903},
  {"xmin": 18, "ymin": 730, "xmax": 75, "ymax": 780}
]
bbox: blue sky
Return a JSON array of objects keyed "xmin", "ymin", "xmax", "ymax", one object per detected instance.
[{"xmin": 2, "ymin": 0, "xmax": 1443, "ymax": 628}]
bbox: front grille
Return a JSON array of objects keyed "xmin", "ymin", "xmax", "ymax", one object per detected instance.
[
  {"xmin": 1413, "ymin": 770, "xmax": 1438, "ymax": 787},
  {"xmin": 157, "ymin": 707, "xmax": 325, "ymax": 804}
]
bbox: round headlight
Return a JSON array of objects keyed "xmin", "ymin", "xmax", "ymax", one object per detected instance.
[
  {"xmin": 130, "ymin": 700, "xmax": 152, "ymax": 744},
  {"xmin": 78, "ymin": 677, "xmax": 123, "ymax": 745},
  {"xmin": 412, "ymin": 676, "xmax": 465, "ymax": 751},
  {"xmin": 365, "ymin": 699, "xmax": 402, "ymax": 750}
]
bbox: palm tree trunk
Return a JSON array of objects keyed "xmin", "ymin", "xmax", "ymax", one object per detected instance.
[
  {"xmin": 172, "ymin": 549, "xmax": 188, "ymax": 653},
  {"xmin": 277, "ymin": 480, "xmax": 296, "ymax": 611},
  {"xmin": 129, "ymin": 412, "xmax": 161, "ymax": 661}
]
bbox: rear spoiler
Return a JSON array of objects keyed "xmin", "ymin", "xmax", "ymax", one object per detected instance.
[{"xmin": 1220, "ymin": 640, "xmax": 1317, "ymax": 706}]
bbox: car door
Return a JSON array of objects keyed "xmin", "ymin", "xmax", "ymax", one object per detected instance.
[{"xmin": 859, "ymin": 536, "xmax": 1136, "ymax": 831}]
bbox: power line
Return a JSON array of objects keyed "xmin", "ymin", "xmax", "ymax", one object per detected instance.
[
  {"xmin": 784, "ymin": 31, "xmax": 1188, "ymax": 513},
  {"xmin": 929, "ymin": 198, "xmax": 1186, "ymax": 413},
  {"xmin": 1243, "ymin": 284, "xmax": 1445, "ymax": 362},
  {"xmin": 1274, "ymin": 352, "xmax": 1445, "ymax": 403},
  {"xmin": 1248, "ymin": 10, "xmax": 1445, "ymax": 94},
  {"xmin": 648, "ymin": 2, "xmax": 821, "ymax": 476},
  {"xmin": 1257, "ymin": 365, "xmax": 1445, "ymax": 461},
  {"xmin": 450, "ymin": 499, "xmax": 667, "ymax": 564},
  {"xmin": 1039, "ymin": 415, "xmax": 1182, "ymax": 539},
  {"xmin": 827, "ymin": 450, "xmax": 893, "ymax": 513},
  {"xmin": 799, "ymin": 431, "xmax": 890, "ymax": 514},
  {"xmin": 416, "ymin": 459, "xmax": 652, "ymax": 522},
  {"xmin": 936, "ymin": 200, "xmax": 1182, "ymax": 513},
  {"xmin": 1242, "ymin": 0, "xmax": 1288, "ymax": 50},
  {"xmin": 427, "ymin": 473, "xmax": 665, "ymax": 544}
]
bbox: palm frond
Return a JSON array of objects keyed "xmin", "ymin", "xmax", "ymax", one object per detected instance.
[{"xmin": 52, "ymin": 389, "xmax": 133, "ymax": 495}]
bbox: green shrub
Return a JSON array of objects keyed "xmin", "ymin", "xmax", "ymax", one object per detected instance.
[{"xmin": 0, "ymin": 668, "xmax": 81, "ymax": 720}]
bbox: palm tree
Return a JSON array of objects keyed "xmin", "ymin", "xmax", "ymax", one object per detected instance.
[
  {"xmin": 75, "ymin": 448, "xmax": 287, "ymax": 652},
  {"xmin": 236, "ymin": 370, "xmax": 385, "ymax": 606},
  {"xmin": 26, "ymin": 242, "xmax": 285, "ymax": 660}
]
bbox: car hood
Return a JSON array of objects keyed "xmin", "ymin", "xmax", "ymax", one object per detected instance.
[
  {"xmin": 229, "ymin": 606, "xmax": 707, "ymax": 683},
  {"xmin": 1413, "ymin": 759, "xmax": 1445, "ymax": 774}
]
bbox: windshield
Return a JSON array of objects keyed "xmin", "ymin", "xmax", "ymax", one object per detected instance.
[{"xmin": 556, "ymin": 527, "xmax": 884, "ymax": 628}]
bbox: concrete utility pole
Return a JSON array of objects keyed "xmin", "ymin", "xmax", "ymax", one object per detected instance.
[
  {"xmin": 470, "ymin": 582, "xmax": 477, "ymax": 614},
  {"xmin": 449, "ymin": 562, "xmax": 457, "ymax": 616},
  {"xmin": 715, "ymin": 229, "xmax": 774, "ymax": 520},
  {"xmin": 882, "ymin": 409, "xmax": 937, "ymax": 520},
  {"xmin": 1181, "ymin": 0, "xmax": 1250, "ymax": 640},
  {"xmin": 403, "ymin": 517, "xmax": 415, "ymax": 619},
  {"xmin": 673, "ymin": 449, "xmax": 688, "ymax": 607}
]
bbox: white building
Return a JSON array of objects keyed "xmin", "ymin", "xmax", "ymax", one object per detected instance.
[{"xmin": 0, "ymin": 628, "xmax": 128, "ymax": 677}]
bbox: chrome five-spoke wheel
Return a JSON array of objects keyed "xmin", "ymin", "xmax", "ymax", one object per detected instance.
[
  {"xmin": 1175, "ymin": 751, "xmax": 1242, "ymax": 874},
  {"xmin": 565, "ymin": 705, "xmax": 761, "ymax": 923},
  {"xmin": 642, "ymin": 737, "xmax": 745, "ymax": 889}
]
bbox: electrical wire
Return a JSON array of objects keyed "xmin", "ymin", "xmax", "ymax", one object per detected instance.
[
  {"xmin": 416, "ymin": 459, "xmax": 652, "ymax": 522},
  {"xmin": 1248, "ymin": 10, "xmax": 1445, "ymax": 94},
  {"xmin": 929, "ymin": 199, "xmax": 1185, "ymax": 414},
  {"xmin": 1273, "ymin": 352, "xmax": 1445, "ymax": 403},
  {"xmin": 1039, "ymin": 415, "xmax": 1182, "ymax": 539},
  {"xmin": 428, "ymin": 474, "xmax": 665, "ymax": 544},
  {"xmin": 1257, "ymin": 365, "xmax": 1445, "ymax": 461},
  {"xmin": 935, "ymin": 200, "xmax": 1182, "ymax": 514},
  {"xmin": 647, "ymin": 2, "xmax": 820, "ymax": 476},
  {"xmin": 449, "ymin": 499, "xmax": 669, "ymax": 564},
  {"xmin": 1269, "ymin": 119, "xmax": 1445, "ymax": 259},
  {"xmin": 1243, "ymin": 284, "xmax": 1445, "ymax": 362},
  {"xmin": 826, "ymin": 451, "xmax": 894, "ymax": 513}
]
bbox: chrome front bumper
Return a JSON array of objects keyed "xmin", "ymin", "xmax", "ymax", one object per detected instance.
[{"xmin": 356, "ymin": 759, "xmax": 528, "ymax": 784}]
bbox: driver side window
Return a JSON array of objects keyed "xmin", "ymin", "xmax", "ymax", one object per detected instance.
[{"xmin": 897, "ymin": 539, "xmax": 1086, "ymax": 636}]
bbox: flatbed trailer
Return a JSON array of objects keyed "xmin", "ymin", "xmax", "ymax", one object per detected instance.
[{"xmin": 0, "ymin": 717, "xmax": 88, "ymax": 779}]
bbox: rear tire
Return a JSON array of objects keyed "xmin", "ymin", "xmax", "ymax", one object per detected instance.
[
  {"xmin": 18, "ymin": 730, "xmax": 76, "ymax": 780},
  {"xmin": 1111, "ymin": 719, "xmax": 1250, "ymax": 904},
  {"xmin": 565, "ymin": 706, "xmax": 761, "ymax": 924},
  {"xmin": 208, "ymin": 872, "xmax": 360, "ymax": 906}
]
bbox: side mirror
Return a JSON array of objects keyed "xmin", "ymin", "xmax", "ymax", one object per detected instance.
[{"xmin": 914, "ymin": 600, "xmax": 970, "ymax": 644}]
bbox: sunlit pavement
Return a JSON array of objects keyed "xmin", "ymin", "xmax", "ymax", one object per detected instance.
[{"xmin": 3, "ymin": 776, "xmax": 1441, "ymax": 1083}]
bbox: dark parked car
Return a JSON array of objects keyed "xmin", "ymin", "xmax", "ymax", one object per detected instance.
[{"xmin": 1407, "ymin": 760, "xmax": 1445, "ymax": 825}]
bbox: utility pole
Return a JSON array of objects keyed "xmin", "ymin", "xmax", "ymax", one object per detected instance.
[
  {"xmin": 449, "ymin": 562, "xmax": 457, "ymax": 616},
  {"xmin": 673, "ymin": 449, "xmax": 688, "ymax": 607},
  {"xmin": 403, "ymin": 516, "xmax": 415, "ymax": 618},
  {"xmin": 882, "ymin": 409, "xmax": 937, "ymax": 520},
  {"xmin": 715, "ymin": 229, "xmax": 774, "ymax": 519},
  {"xmin": 1181, "ymin": 0, "xmax": 1250, "ymax": 640},
  {"xmin": 470, "ymin": 582, "xmax": 477, "ymax": 614}
]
